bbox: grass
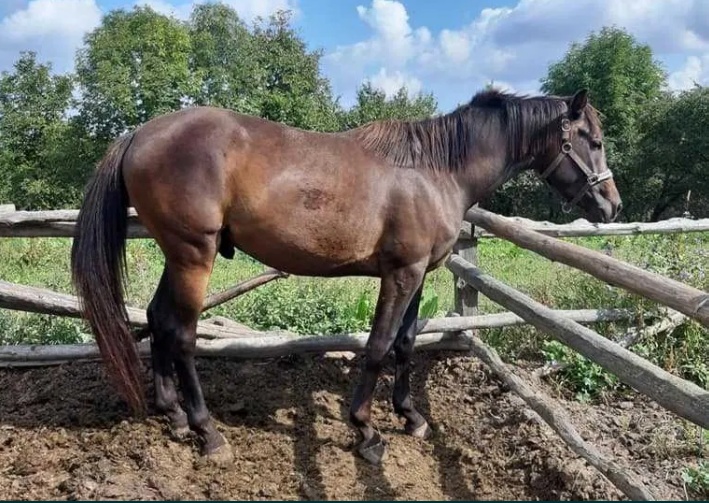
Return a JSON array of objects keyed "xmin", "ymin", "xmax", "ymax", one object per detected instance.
[{"xmin": 0, "ymin": 232, "xmax": 707, "ymax": 399}]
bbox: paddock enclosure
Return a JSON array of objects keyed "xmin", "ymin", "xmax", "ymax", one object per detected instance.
[{"xmin": 1, "ymin": 204, "xmax": 708, "ymax": 500}]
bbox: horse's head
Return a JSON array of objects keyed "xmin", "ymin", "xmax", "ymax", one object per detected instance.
[{"xmin": 537, "ymin": 89, "xmax": 622, "ymax": 223}]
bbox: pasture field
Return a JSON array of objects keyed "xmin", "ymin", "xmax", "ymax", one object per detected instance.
[{"xmin": 1, "ymin": 232, "xmax": 708, "ymax": 499}]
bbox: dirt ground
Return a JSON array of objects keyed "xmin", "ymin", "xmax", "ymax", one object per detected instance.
[{"xmin": 0, "ymin": 352, "xmax": 703, "ymax": 500}]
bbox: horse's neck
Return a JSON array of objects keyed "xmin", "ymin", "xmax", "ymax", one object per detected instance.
[{"xmin": 453, "ymin": 131, "xmax": 518, "ymax": 211}]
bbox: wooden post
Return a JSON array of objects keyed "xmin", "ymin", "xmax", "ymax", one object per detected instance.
[{"xmin": 453, "ymin": 211, "xmax": 479, "ymax": 319}]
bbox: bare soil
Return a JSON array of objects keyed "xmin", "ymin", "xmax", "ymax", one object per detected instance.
[{"xmin": 0, "ymin": 352, "xmax": 703, "ymax": 500}]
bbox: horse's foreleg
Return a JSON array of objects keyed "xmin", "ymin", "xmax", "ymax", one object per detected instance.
[
  {"xmin": 349, "ymin": 262, "xmax": 426, "ymax": 465},
  {"xmin": 392, "ymin": 284, "xmax": 431, "ymax": 438}
]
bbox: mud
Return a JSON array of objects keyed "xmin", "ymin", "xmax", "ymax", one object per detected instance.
[{"xmin": 0, "ymin": 353, "xmax": 699, "ymax": 500}]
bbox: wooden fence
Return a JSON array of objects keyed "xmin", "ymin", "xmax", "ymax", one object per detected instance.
[{"xmin": 1, "ymin": 204, "xmax": 708, "ymax": 500}]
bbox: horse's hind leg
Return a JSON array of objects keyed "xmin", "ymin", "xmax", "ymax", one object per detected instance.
[
  {"xmin": 392, "ymin": 284, "xmax": 431, "ymax": 438},
  {"xmin": 148, "ymin": 271, "xmax": 188, "ymax": 438},
  {"xmin": 149, "ymin": 237, "xmax": 231, "ymax": 463}
]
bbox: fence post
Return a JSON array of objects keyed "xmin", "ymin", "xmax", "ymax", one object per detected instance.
[{"xmin": 453, "ymin": 219, "xmax": 479, "ymax": 319}]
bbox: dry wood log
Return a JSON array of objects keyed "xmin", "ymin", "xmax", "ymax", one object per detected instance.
[
  {"xmin": 446, "ymin": 254, "xmax": 709, "ymax": 430},
  {"xmin": 0, "ymin": 280, "xmax": 257, "ymax": 340},
  {"xmin": 463, "ymin": 329, "xmax": 656, "ymax": 500},
  {"xmin": 0, "ymin": 208, "xmax": 149, "ymax": 238},
  {"xmin": 466, "ymin": 215, "xmax": 709, "ymax": 238},
  {"xmin": 465, "ymin": 206, "xmax": 709, "ymax": 327},
  {"xmin": 534, "ymin": 309, "xmax": 688, "ymax": 379},
  {"xmin": 416, "ymin": 308, "xmax": 650, "ymax": 333},
  {"xmin": 0, "ymin": 330, "xmax": 472, "ymax": 367},
  {"xmin": 1, "ymin": 277, "xmax": 650, "ymax": 337},
  {"xmin": 3, "ymin": 207, "xmax": 708, "ymax": 239},
  {"xmin": 0, "ymin": 204, "xmax": 16, "ymax": 213},
  {"xmin": 202, "ymin": 269, "xmax": 289, "ymax": 311}
]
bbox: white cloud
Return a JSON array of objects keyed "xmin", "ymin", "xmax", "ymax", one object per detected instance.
[
  {"xmin": 367, "ymin": 68, "xmax": 421, "ymax": 97},
  {"xmin": 325, "ymin": 0, "xmax": 709, "ymax": 111},
  {"xmin": 0, "ymin": 0, "xmax": 102, "ymax": 73},
  {"xmin": 668, "ymin": 55, "xmax": 709, "ymax": 90}
]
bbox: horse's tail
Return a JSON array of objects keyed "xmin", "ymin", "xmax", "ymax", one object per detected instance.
[{"xmin": 70, "ymin": 130, "xmax": 145, "ymax": 414}]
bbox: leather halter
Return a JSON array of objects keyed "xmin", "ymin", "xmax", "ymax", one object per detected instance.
[{"xmin": 539, "ymin": 117, "xmax": 613, "ymax": 213}]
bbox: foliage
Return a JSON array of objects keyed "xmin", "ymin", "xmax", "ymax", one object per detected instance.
[
  {"xmin": 75, "ymin": 6, "xmax": 198, "ymax": 143},
  {"xmin": 338, "ymin": 83, "xmax": 438, "ymax": 130},
  {"xmin": 683, "ymin": 461, "xmax": 709, "ymax": 498},
  {"xmin": 627, "ymin": 86, "xmax": 709, "ymax": 220},
  {"xmin": 0, "ymin": 312, "xmax": 84, "ymax": 345},
  {"xmin": 251, "ymin": 11, "xmax": 341, "ymax": 131},
  {"xmin": 0, "ymin": 52, "xmax": 79, "ymax": 209},
  {"xmin": 535, "ymin": 232, "xmax": 709, "ymax": 398},
  {"xmin": 540, "ymin": 26, "xmax": 666, "ymax": 142},
  {"xmin": 188, "ymin": 3, "xmax": 261, "ymax": 115}
]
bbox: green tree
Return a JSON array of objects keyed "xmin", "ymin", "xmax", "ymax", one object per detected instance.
[
  {"xmin": 630, "ymin": 86, "xmax": 709, "ymax": 220},
  {"xmin": 0, "ymin": 52, "xmax": 79, "ymax": 209},
  {"xmin": 338, "ymin": 82, "xmax": 438, "ymax": 130},
  {"xmin": 251, "ymin": 10, "xmax": 340, "ymax": 131},
  {"xmin": 188, "ymin": 3, "xmax": 261, "ymax": 114},
  {"xmin": 75, "ymin": 6, "xmax": 198, "ymax": 142},
  {"xmin": 541, "ymin": 26, "xmax": 666, "ymax": 143}
]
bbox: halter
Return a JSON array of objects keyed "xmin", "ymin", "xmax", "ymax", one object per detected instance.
[{"xmin": 539, "ymin": 117, "xmax": 613, "ymax": 213}]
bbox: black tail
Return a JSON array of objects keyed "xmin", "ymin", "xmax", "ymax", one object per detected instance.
[{"xmin": 70, "ymin": 131, "xmax": 145, "ymax": 414}]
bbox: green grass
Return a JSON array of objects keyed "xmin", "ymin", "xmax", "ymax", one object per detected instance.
[{"xmin": 0, "ymin": 232, "xmax": 707, "ymax": 399}]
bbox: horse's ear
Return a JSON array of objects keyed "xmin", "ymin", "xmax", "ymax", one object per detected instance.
[{"xmin": 569, "ymin": 89, "xmax": 589, "ymax": 119}]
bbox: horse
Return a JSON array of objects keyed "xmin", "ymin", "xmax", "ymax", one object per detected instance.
[{"xmin": 70, "ymin": 88, "xmax": 622, "ymax": 465}]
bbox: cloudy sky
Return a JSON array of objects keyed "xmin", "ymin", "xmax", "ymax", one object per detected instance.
[{"xmin": 1, "ymin": 0, "xmax": 708, "ymax": 111}]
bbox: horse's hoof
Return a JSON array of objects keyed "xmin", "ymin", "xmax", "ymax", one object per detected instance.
[
  {"xmin": 405, "ymin": 420, "xmax": 432, "ymax": 439},
  {"xmin": 171, "ymin": 425, "xmax": 191, "ymax": 441},
  {"xmin": 198, "ymin": 441, "xmax": 234, "ymax": 468},
  {"xmin": 357, "ymin": 435, "xmax": 388, "ymax": 465}
]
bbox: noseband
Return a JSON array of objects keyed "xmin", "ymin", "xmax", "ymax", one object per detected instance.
[{"xmin": 539, "ymin": 117, "xmax": 613, "ymax": 213}]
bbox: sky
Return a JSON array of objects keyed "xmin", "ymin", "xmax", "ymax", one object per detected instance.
[{"xmin": 1, "ymin": 0, "xmax": 708, "ymax": 111}]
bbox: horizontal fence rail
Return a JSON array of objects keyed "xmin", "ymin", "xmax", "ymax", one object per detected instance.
[
  {"xmin": 2, "ymin": 207, "xmax": 709, "ymax": 239},
  {"xmin": 465, "ymin": 206, "xmax": 709, "ymax": 327}
]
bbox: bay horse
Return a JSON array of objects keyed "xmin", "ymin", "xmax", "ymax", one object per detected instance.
[{"xmin": 71, "ymin": 88, "xmax": 622, "ymax": 465}]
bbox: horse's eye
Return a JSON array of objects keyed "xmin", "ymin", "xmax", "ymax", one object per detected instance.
[{"xmin": 591, "ymin": 139, "xmax": 602, "ymax": 149}]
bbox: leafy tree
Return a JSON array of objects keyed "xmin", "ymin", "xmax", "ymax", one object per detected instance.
[
  {"xmin": 541, "ymin": 26, "xmax": 666, "ymax": 143},
  {"xmin": 338, "ymin": 83, "xmax": 438, "ymax": 130},
  {"xmin": 188, "ymin": 3, "xmax": 261, "ymax": 114},
  {"xmin": 75, "ymin": 6, "xmax": 198, "ymax": 142},
  {"xmin": 251, "ymin": 11, "xmax": 340, "ymax": 131},
  {"xmin": 630, "ymin": 86, "xmax": 709, "ymax": 220},
  {"xmin": 0, "ymin": 52, "xmax": 79, "ymax": 209}
]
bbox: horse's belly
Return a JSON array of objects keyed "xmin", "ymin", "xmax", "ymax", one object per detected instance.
[{"xmin": 227, "ymin": 218, "xmax": 381, "ymax": 277}]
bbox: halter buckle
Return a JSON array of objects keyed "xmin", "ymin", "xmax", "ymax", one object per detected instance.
[
  {"xmin": 560, "ymin": 119, "xmax": 571, "ymax": 132},
  {"xmin": 561, "ymin": 142, "xmax": 572, "ymax": 153}
]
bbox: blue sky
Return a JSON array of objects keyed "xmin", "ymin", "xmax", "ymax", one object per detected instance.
[{"xmin": 1, "ymin": 0, "xmax": 708, "ymax": 112}]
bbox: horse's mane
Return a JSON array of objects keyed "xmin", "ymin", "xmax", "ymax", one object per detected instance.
[{"xmin": 351, "ymin": 89, "xmax": 601, "ymax": 171}]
